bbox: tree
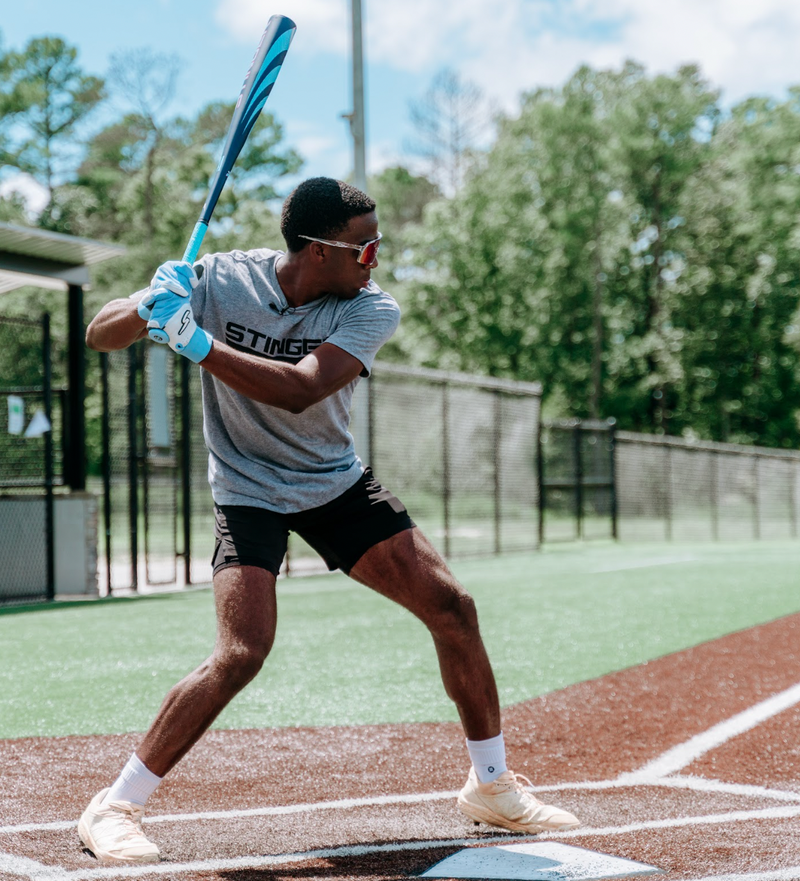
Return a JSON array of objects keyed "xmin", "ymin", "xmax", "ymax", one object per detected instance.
[
  {"xmin": 107, "ymin": 48, "xmax": 180, "ymax": 245},
  {"xmin": 406, "ymin": 69, "xmax": 492, "ymax": 195},
  {"xmin": 605, "ymin": 63, "xmax": 720, "ymax": 433},
  {"xmin": 0, "ymin": 36, "xmax": 104, "ymax": 205}
]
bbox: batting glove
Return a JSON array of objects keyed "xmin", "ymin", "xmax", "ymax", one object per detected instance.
[
  {"xmin": 159, "ymin": 301, "xmax": 213, "ymax": 364},
  {"xmin": 150, "ymin": 260, "xmax": 200, "ymax": 297},
  {"xmin": 137, "ymin": 286, "xmax": 187, "ymax": 327}
]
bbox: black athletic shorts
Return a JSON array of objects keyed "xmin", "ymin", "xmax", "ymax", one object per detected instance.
[{"xmin": 211, "ymin": 468, "xmax": 415, "ymax": 577}]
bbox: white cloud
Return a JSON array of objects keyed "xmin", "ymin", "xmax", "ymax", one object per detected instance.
[
  {"xmin": 0, "ymin": 173, "xmax": 49, "ymax": 219},
  {"xmin": 216, "ymin": 0, "xmax": 800, "ymax": 111}
]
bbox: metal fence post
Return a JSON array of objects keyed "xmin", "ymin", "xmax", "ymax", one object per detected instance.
[
  {"xmin": 608, "ymin": 420, "xmax": 618, "ymax": 540},
  {"xmin": 664, "ymin": 444, "xmax": 673, "ymax": 541},
  {"xmin": 710, "ymin": 454, "xmax": 719, "ymax": 541},
  {"xmin": 442, "ymin": 382, "xmax": 451, "ymax": 559},
  {"xmin": 753, "ymin": 456, "xmax": 760, "ymax": 540},
  {"xmin": 493, "ymin": 391, "xmax": 502, "ymax": 555},
  {"xmin": 43, "ymin": 313, "xmax": 55, "ymax": 601},
  {"xmin": 180, "ymin": 357, "xmax": 192, "ymax": 585},
  {"xmin": 574, "ymin": 422, "xmax": 583, "ymax": 540},
  {"xmin": 128, "ymin": 346, "xmax": 139, "ymax": 592},
  {"xmin": 100, "ymin": 352, "xmax": 112, "ymax": 594}
]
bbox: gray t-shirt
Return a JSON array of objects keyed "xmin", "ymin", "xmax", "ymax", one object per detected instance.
[{"xmin": 182, "ymin": 248, "xmax": 399, "ymax": 513}]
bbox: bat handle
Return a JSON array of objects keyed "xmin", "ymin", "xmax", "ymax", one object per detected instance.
[{"xmin": 183, "ymin": 220, "xmax": 209, "ymax": 264}]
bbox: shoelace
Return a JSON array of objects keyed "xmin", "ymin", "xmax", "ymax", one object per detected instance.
[
  {"xmin": 107, "ymin": 802, "xmax": 146, "ymax": 835},
  {"xmin": 496, "ymin": 772, "xmax": 544, "ymax": 805}
]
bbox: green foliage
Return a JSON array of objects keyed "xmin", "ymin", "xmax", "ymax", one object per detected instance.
[
  {"xmin": 402, "ymin": 62, "xmax": 800, "ymax": 446},
  {"xmin": 0, "ymin": 35, "xmax": 104, "ymax": 197}
]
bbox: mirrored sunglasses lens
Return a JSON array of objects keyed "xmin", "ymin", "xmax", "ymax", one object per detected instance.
[{"xmin": 359, "ymin": 238, "xmax": 380, "ymax": 264}]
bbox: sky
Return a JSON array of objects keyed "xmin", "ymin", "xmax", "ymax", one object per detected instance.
[{"xmin": 4, "ymin": 0, "xmax": 800, "ymax": 206}]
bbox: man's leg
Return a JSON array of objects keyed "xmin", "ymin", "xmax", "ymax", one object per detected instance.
[
  {"xmin": 349, "ymin": 526, "xmax": 579, "ymax": 834},
  {"xmin": 350, "ymin": 526, "xmax": 500, "ymax": 741},
  {"xmin": 136, "ymin": 565, "xmax": 277, "ymax": 776},
  {"xmin": 79, "ymin": 565, "xmax": 277, "ymax": 863}
]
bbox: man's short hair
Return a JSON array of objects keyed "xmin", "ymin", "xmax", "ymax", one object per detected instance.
[{"xmin": 281, "ymin": 177, "xmax": 376, "ymax": 253}]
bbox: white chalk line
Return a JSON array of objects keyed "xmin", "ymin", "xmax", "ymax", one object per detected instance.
[
  {"xmin": 5, "ymin": 679, "xmax": 800, "ymax": 878},
  {"xmin": 632, "ymin": 680, "xmax": 800, "ymax": 779},
  {"xmin": 8, "ymin": 807, "xmax": 800, "ymax": 881},
  {"xmin": 686, "ymin": 870, "xmax": 800, "ymax": 881},
  {"xmin": 5, "ymin": 774, "xmax": 800, "ymax": 837}
]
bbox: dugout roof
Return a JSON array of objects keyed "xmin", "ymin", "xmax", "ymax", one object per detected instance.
[{"xmin": 0, "ymin": 222, "xmax": 125, "ymax": 294}]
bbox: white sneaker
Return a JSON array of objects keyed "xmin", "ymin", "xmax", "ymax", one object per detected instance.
[
  {"xmin": 458, "ymin": 768, "xmax": 579, "ymax": 833},
  {"xmin": 78, "ymin": 788, "xmax": 160, "ymax": 863}
]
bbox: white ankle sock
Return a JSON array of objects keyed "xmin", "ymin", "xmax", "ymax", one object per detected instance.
[
  {"xmin": 466, "ymin": 732, "xmax": 508, "ymax": 783},
  {"xmin": 103, "ymin": 753, "xmax": 162, "ymax": 807}
]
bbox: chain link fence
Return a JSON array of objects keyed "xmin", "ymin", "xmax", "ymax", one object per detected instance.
[
  {"xmin": 355, "ymin": 364, "xmax": 542, "ymax": 560},
  {"xmin": 615, "ymin": 431, "xmax": 800, "ymax": 542},
  {"xmin": 0, "ymin": 314, "xmax": 58, "ymax": 603},
  {"xmin": 538, "ymin": 419, "xmax": 617, "ymax": 543}
]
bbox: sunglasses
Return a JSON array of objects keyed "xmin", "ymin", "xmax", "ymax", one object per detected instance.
[{"xmin": 298, "ymin": 232, "xmax": 382, "ymax": 265}]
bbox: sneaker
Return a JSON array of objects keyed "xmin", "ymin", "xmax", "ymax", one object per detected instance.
[
  {"xmin": 78, "ymin": 788, "xmax": 160, "ymax": 864},
  {"xmin": 458, "ymin": 768, "xmax": 579, "ymax": 833}
]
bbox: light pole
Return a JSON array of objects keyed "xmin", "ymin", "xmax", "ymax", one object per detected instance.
[
  {"xmin": 345, "ymin": 0, "xmax": 372, "ymax": 464},
  {"xmin": 347, "ymin": 0, "xmax": 367, "ymax": 191}
]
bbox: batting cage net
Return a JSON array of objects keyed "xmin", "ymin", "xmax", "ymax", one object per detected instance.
[
  {"xmin": 0, "ymin": 314, "xmax": 60, "ymax": 604},
  {"xmin": 615, "ymin": 431, "xmax": 800, "ymax": 542}
]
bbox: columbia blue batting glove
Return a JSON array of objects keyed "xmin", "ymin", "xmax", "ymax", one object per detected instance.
[
  {"xmin": 137, "ymin": 286, "xmax": 186, "ymax": 328},
  {"xmin": 160, "ymin": 301, "xmax": 213, "ymax": 364},
  {"xmin": 150, "ymin": 260, "xmax": 200, "ymax": 296}
]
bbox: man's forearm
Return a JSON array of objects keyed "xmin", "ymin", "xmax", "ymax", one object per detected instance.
[
  {"xmin": 86, "ymin": 298, "xmax": 149, "ymax": 352},
  {"xmin": 201, "ymin": 341, "xmax": 314, "ymax": 412}
]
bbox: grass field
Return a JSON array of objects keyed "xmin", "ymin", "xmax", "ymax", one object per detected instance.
[{"xmin": 2, "ymin": 539, "xmax": 799, "ymax": 740}]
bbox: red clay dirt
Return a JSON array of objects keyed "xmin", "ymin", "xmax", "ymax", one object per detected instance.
[{"xmin": 2, "ymin": 611, "xmax": 800, "ymax": 880}]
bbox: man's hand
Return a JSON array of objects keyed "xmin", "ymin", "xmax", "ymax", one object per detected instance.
[
  {"xmin": 150, "ymin": 260, "xmax": 200, "ymax": 296},
  {"xmin": 138, "ymin": 287, "xmax": 212, "ymax": 364},
  {"xmin": 160, "ymin": 301, "xmax": 213, "ymax": 363},
  {"xmin": 137, "ymin": 287, "xmax": 187, "ymax": 329}
]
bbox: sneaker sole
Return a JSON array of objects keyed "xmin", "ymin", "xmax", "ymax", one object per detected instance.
[
  {"xmin": 77, "ymin": 817, "xmax": 160, "ymax": 865},
  {"xmin": 457, "ymin": 796, "xmax": 580, "ymax": 834}
]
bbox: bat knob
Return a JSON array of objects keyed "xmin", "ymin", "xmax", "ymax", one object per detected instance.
[{"xmin": 149, "ymin": 328, "xmax": 170, "ymax": 344}]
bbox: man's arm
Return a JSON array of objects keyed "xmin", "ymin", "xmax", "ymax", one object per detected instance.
[
  {"xmin": 201, "ymin": 340, "xmax": 364, "ymax": 414},
  {"xmin": 88, "ymin": 296, "xmax": 363, "ymax": 412},
  {"xmin": 85, "ymin": 298, "xmax": 149, "ymax": 352}
]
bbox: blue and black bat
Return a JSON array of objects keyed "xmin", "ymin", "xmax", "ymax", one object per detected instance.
[{"xmin": 183, "ymin": 14, "xmax": 297, "ymax": 264}]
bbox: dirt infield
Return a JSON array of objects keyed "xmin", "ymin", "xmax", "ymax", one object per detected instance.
[{"xmin": 3, "ymin": 611, "xmax": 800, "ymax": 880}]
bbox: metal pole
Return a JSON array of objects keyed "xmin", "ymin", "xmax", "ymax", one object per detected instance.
[
  {"xmin": 493, "ymin": 392, "xmax": 501, "ymax": 555},
  {"xmin": 66, "ymin": 284, "xmax": 86, "ymax": 491},
  {"xmin": 710, "ymin": 453, "xmax": 719, "ymax": 541},
  {"xmin": 664, "ymin": 445, "xmax": 673, "ymax": 541},
  {"xmin": 753, "ymin": 456, "xmax": 760, "ymax": 540},
  {"xmin": 349, "ymin": 0, "xmax": 367, "ymax": 191},
  {"xmin": 128, "ymin": 346, "xmax": 139, "ymax": 592},
  {"xmin": 537, "ymin": 420, "xmax": 545, "ymax": 547},
  {"xmin": 43, "ymin": 313, "xmax": 55, "ymax": 601},
  {"xmin": 608, "ymin": 420, "xmax": 618, "ymax": 540},
  {"xmin": 347, "ymin": 0, "xmax": 371, "ymax": 466},
  {"xmin": 180, "ymin": 358, "xmax": 192, "ymax": 586},
  {"xmin": 442, "ymin": 383, "xmax": 451, "ymax": 559},
  {"xmin": 101, "ymin": 352, "xmax": 112, "ymax": 594},
  {"xmin": 574, "ymin": 422, "xmax": 583, "ymax": 540}
]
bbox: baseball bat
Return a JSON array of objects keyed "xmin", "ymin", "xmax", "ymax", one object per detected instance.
[{"xmin": 183, "ymin": 14, "xmax": 297, "ymax": 264}]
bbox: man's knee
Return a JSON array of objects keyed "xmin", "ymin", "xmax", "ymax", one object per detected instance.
[
  {"xmin": 426, "ymin": 584, "xmax": 480, "ymax": 636},
  {"xmin": 214, "ymin": 641, "xmax": 269, "ymax": 689}
]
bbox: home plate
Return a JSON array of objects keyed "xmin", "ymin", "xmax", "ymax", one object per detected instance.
[{"xmin": 420, "ymin": 842, "xmax": 662, "ymax": 880}]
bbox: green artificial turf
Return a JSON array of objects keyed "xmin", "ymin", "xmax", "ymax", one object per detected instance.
[{"xmin": 1, "ymin": 540, "xmax": 799, "ymax": 739}]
